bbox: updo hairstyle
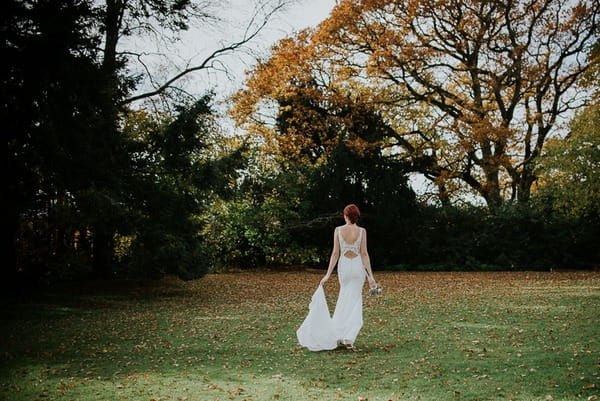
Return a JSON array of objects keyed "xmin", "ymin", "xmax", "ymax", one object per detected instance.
[{"xmin": 343, "ymin": 204, "xmax": 360, "ymax": 224}]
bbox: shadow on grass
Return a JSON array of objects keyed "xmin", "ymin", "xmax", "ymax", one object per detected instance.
[{"xmin": 1, "ymin": 272, "xmax": 598, "ymax": 401}]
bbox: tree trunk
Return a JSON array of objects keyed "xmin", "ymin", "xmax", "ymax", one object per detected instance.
[
  {"xmin": 87, "ymin": 0, "xmax": 124, "ymax": 279},
  {"xmin": 437, "ymin": 181, "xmax": 451, "ymax": 207},
  {"xmin": 482, "ymin": 185, "xmax": 503, "ymax": 211},
  {"xmin": 480, "ymin": 158, "xmax": 503, "ymax": 210},
  {"xmin": 516, "ymin": 164, "xmax": 536, "ymax": 203},
  {"xmin": 102, "ymin": 0, "xmax": 122, "ymax": 82}
]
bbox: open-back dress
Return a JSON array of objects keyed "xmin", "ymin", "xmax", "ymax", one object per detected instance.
[{"xmin": 296, "ymin": 227, "xmax": 366, "ymax": 351}]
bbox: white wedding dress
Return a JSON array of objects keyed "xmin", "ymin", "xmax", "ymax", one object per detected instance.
[{"xmin": 297, "ymin": 228, "xmax": 366, "ymax": 351}]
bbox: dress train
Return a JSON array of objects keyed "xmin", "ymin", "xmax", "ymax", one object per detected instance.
[{"xmin": 296, "ymin": 255, "xmax": 366, "ymax": 351}]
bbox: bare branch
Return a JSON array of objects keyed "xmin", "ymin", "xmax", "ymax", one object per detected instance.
[{"xmin": 121, "ymin": 0, "xmax": 289, "ymax": 105}]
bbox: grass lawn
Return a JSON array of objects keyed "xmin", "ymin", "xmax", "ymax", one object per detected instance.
[{"xmin": 0, "ymin": 271, "xmax": 598, "ymax": 401}]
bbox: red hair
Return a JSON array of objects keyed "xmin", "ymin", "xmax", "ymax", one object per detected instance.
[{"xmin": 343, "ymin": 204, "xmax": 360, "ymax": 224}]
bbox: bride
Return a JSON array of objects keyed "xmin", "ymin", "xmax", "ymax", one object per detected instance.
[{"xmin": 297, "ymin": 204, "xmax": 378, "ymax": 351}]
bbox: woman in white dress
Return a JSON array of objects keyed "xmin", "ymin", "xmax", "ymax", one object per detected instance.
[{"xmin": 297, "ymin": 204, "xmax": 377, "ymax": 351}]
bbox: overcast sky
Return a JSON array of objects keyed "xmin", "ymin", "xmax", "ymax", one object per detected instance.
[{"xmin": 128, "ymin": 0, "xmax": 337, "ymax": 102}]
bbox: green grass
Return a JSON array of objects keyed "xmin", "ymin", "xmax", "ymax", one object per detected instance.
[{"xmin": 1, "ymin": 271, "xmax": 598, "ymax": 401}]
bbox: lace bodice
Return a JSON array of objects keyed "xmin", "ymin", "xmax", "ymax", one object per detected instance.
[{"xmin": 338, "ymin": 227, "xmax": 362, "ymax": 256}]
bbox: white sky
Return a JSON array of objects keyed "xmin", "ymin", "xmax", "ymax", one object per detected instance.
[{"xmin": 128, "ymin": 0, "xmax": 337, "ymax": 102}]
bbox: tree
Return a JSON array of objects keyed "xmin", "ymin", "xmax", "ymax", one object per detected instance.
[
  {"xmin": 98, "ymin": 0, "xmax": 290, "ymax": 106},
  {"xmin": 535, "ymin": 103, "xmax": 600, "ymax": 219},
  {"xmin": 1, "ymin": 0, "xmax": 292, "ymax": 283},
  {"xmin": 122, "ymin": 95, "xmax": 246, "ymax": 279},
  {"xmin": 234, "ymin": 0, "xmax": 599, "ymax": 208},
  {"xmin": 1, "ymin": 0, "xmax": 110, "ymax": 283},
  {"xmin": 89, "ymin": 0, "xmax": 290, "ymax": 275},
  {"xmin": 231, "ymin": 47, "xmax": 419, "ymax": 267}
]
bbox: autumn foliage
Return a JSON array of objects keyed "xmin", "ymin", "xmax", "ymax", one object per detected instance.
[{"xmin": 233, "ymin": 0, "xmax": 600, "ymax": 207}]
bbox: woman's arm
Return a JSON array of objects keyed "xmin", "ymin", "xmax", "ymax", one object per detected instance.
[
  {"xmin": 320, "ymin": 227, "xmax": 340, "ymax": 286},
  {"xmin": 360, "ymin": 229, "xmax": 377, "ymax": 288}
]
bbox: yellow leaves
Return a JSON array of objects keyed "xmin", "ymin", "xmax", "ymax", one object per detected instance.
[
  {"xmin": 226, "ymin": 386, "xmax": 244, "ymax": 399},
  {"xmin": 344, "ymin": 136, "xmax": 380, "ymax": 157},
  {"xmin": 230, "ymin": 30, "xmax": 317, "ymax": 127},
  {"xmin": 205, "ymin": 383, "xmax": 222, "ymax": 391},
  {"xmin": 469, "ymin": 119, "xmax": 513, "ymax": 143},
  {"xmin": 314, "ymin": 0, "xmax": 360, "ymax": 41}
]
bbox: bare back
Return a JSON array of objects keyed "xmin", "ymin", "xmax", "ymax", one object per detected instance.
[{"xmin": 338, "ymin": 225, "xmax": 362, "ymax": 259}]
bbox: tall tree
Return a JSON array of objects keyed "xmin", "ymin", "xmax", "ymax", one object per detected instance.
[
  {"xmin": 98, "ymin": 0, "xmax": 289, "ymax": 105},
  {"xmin": 1, "ymin": 0, "xmax": 108, "ymax": 283},
  {"xmin": 123, "ymin": 95, "xmax": 246, "ymax": 279},
  {"xmin": 1, "ymin": 0, "xmax": 291, "ymax": 282},
  {"xmin": 90, "ymin": 0, "xmax": 290, "ymax": 276},
  {"xmin": 234, "ymin": 0, "xmax": 599, "ymax": 208}
]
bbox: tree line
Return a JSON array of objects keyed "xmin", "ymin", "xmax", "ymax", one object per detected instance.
[{"xmin": 2, "ymin": 0, "xmax": 598, "ymax": 288}]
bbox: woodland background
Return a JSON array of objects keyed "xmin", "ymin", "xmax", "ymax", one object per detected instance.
[{"xmin": 2, "ymin": 0, "xmax": 599, "ymax": 288}]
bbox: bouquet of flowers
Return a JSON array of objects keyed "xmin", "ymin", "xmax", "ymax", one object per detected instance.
[{"xmin": 369, "ymin": 285, "xmax": 383, "ymax": 297}]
